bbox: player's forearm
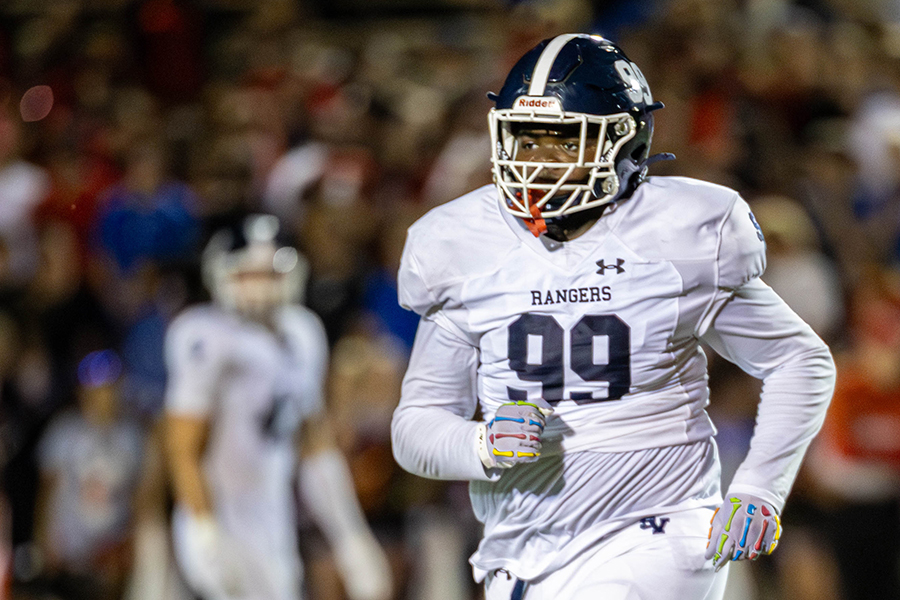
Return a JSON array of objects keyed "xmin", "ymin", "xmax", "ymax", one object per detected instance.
[
  {"xmin": 299, "ymin": 449, "xmax": 370, "ymax": 545},
  {"xmin": 296, "ymin": 421, "xmax": 371, "ymax": 541},
  {"xmin": 164, "ymin": 416, "xmax": 214, "ymax": 515},
  {"xmin": 393, "ymin": 317, "xmax": 495, "ymax": 480},
  {"xmin": 299, "ymin": 449, "xmax": 394, "ymax": 600},
  {"xmin": 702, "ymin": 279, "xmax": 837, "ymax": 509},
  {"xmin": 391, "ymin": 404, "xmax": 496, "ymax": 481},
  {"xmin": 168, "ymin": 453, "xmax": 214, "ymax": 515},
  {"xmin": 728, "ymin": 341, "xmax": 836, "ymax": 510}
]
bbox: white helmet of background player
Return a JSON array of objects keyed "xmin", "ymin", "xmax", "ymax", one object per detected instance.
[{"xmin": 202, "ymin": 214, "xmax": 309, "ymax": 318}]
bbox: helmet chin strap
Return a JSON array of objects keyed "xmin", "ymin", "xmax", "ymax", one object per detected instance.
[{"xmin": 644, "ymin": 152, "xmax": 677, "ymax": 167}]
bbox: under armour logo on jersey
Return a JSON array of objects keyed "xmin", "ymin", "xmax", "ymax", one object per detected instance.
[
  {"xmin": 640, "ymin": 516, "xmax": 670, "ymax": 534},
  {"xmin": 596, "ymin": 258, "xmax": 625, "ymax": 275}
]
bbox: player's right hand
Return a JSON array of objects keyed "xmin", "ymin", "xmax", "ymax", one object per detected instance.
[{"xmin": 477, "ymin": 399, "xmax": 554, "ymax": 469}]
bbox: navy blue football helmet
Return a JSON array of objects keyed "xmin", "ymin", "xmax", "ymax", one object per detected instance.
[{"xmin": 489, "ymin": 34, "xmax": 666, "ymax": 224}]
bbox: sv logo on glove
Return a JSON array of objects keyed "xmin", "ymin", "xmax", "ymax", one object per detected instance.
[
  {"xmin": 477, "ymin": 399, "xmax": 553, "ymax": 469},
  {"xmin": 705, "ymin": 494, "xmax": 782, "ymax": 571}
]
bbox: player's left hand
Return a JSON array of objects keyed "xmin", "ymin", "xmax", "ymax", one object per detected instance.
[{"xmin": 705, "ymin": 493, "xmax": 782, "ymax": 571}]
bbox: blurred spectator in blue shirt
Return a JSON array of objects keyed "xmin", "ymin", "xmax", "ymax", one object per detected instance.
[{"xmin": 96, "ymin": 139, "xmax": 200, "ymax": 276}]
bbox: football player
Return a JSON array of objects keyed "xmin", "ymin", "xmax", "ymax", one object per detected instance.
[
  {"xmin": 391, "ymin": 34, "xmax": 836, "ymax": 600},
  {"xmin": 164, "ymin": 214, "xmax": 392, "ymax": 600}
]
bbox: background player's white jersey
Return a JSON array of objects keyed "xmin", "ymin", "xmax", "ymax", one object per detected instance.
[
  {"xmin": 164, "ymin": 303, "xmax": 328, "ymax": 592},
  {"xmin": 399, "ymin": 178, "xmax": 765, "ymax": 455}
]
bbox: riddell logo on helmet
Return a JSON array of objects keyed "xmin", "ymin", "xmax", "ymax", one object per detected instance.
[{"xmin": 513, "ymin": 96, "xmax": 562, "ymax": 112}]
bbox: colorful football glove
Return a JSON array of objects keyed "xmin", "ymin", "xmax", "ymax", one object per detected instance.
[
  {"xmin": 705, "ymin": 493, "xmax": 782, "ymax": 571},
  {"xmin": 477, "ymin": 399, "xmax": 554, "ymax": 469}
]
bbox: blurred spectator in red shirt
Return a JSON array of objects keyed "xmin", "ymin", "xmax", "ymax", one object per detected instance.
[{"xmin": 804, "ymin": 265, "xmax": 900, "ymax": 600}]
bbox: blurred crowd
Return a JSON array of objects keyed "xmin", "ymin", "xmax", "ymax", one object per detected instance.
[{"xmin": 0, "ymin": 0, "xmax": 898, "ymax": 599}]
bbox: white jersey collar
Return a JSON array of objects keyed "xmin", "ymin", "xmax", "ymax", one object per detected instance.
[{"xmin": 496, "ymin": 191, "xmax": 635, "ymax": 271}]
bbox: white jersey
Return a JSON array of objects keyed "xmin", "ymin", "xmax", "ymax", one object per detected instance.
[
  {"xmin": 400, "ymin": 178, "xmax": 765, "ymax": 451},
  {"xmin": 164, "ymin": 303, "xmax": 327, "ymax": 564},
  {"xmin": 392, "ymin": 179, "xmax": 835, "ymax": 580}
]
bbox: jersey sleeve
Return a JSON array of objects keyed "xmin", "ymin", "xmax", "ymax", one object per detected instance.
[
  {"xmin": 694, "ymin": 194, "xmax": 768, "ymax": 337},
  {"xmin": 164, "ymin": 310, "xmax": 227, "ymax": 418},
  {"xmin": 716, "ymin": 194, "xmax": 767, "ymax": 290},
  {"xmin": 700, "ymin": 278, "xmax": 836, "ymax": 510},
  {"xmin": 397, "ymin": 231, "xmax": 438, "ymax": 316},
  {"xmin": 397, "ymin": 222, "xmax": 479, "ymax": 346},
  {"xmin": 391, "ymin": 317, "xmax": 499, "ymax": 482}
]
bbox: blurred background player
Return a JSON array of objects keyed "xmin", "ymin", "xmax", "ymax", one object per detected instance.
[{"xmin": 163, "ymin": 214, "xmax": 392, "ymax": 600}]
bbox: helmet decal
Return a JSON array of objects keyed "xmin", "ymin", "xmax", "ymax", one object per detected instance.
[
  {"xmin": 613, "ymin": 60, "xmax": 653, "ymax": 105},
  {"xmin": 512, "ymin": 96, "xmax": 563, "ymax": 112},
  {"xmin": 526, "ymin": 33, "xmax": 583, "ymax": 96}
]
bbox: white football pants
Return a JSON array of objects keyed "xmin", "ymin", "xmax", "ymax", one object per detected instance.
[{"xmin": 485, "ymin": 506, "xmax": 728, "ymax": 600}]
